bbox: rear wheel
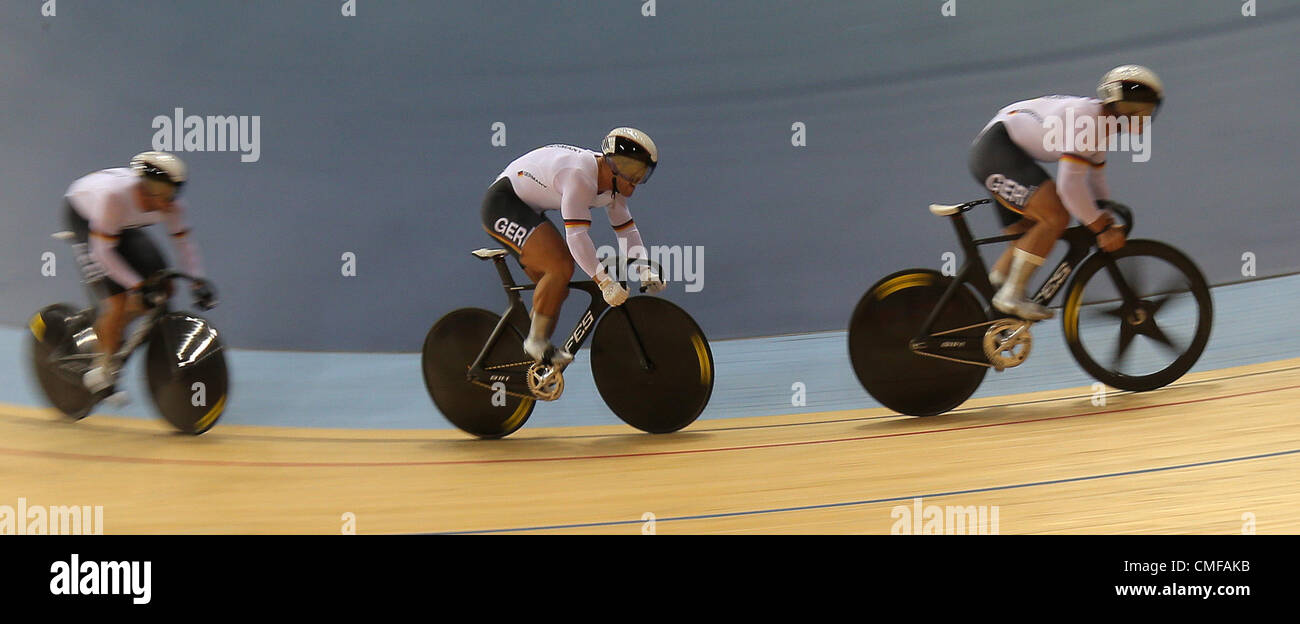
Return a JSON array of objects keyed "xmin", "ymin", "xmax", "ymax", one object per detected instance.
[
  {"xmin": 590, "ymin": 297, "xmax": 714, "ymax": 433},
  {"xmin": 422, "ymin": 308, "xmax": 535, "ymax": 439},
  {"xmin": 27, "ymin": 304, "xmax": 100, "ymax": 419},
  {"xmin": 1063, "ymin": 240, "xmax": 1212, "ymax": 391},
  {"xmin": 849, "ymin": 270, "xmax": 989, "ymax": 416}
]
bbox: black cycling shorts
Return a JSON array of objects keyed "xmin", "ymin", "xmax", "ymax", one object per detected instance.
[
  {"xmin": 65, "ymin": 201, "xmax": 167, "ymax": 298},
  {"xmin": 968, "ymin": 122, "xmax": 1050, "ymax": 227},
  {"xmin": 480, "ymin": 177, "xmax": 554, "ymax": 257}
]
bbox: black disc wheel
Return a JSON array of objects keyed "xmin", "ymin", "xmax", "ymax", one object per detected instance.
[
  {"xmin": 422, "ymin": 308, "xmax": 535, "ymax": 439},
  {"xmin": 1062, "ymin": 240, "xmax": 1213, "ymax": 392},
  {"xmin": 590, "ymin": 297, "xmax": 714, "ymax": 433},
  {"xmin": 27, "ymin": 304, "xmax": 99, "ymax": 420},
  {"xmin": 849, "ymin": 270, "xmax": 989, "ymax": 416},
  {"xmin": 145, "ymin": 312, "xmax": 229, "ymax": 435}
]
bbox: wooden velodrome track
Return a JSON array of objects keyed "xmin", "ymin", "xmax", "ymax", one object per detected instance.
[{"xmin": 1, "ymin": 358, "xmax": 1297, "ymax": 534}]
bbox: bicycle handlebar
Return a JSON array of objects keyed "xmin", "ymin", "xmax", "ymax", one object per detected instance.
[
  {"xmin": 139, "ymin": 269, "xmax": 205, "ymax": 288},
  {"xmin": 137, "ymin": 270, "xmax": 214, "ymax": 310},
  {"xmin": 598, "ymin": 256, "xmax": 664, "ymax": 293},
  {"xmin": 1102, "ymin": 200, "xmax": 1134, "ymax": 234}
]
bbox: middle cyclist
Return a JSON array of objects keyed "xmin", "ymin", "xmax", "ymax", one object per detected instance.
[{"xmin": 481, "ymin": 127, "xmax": 666, "ymax": 367}]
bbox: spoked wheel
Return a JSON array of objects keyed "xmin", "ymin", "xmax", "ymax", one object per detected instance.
[
  {"xmin": 145, "ymin": 312, "xmax": 229, "ymax": 435},
  {"xmin": 590, "ymin": 296, "xmax": 714, "ymax": 433},
  {"xmin": 27, "ymin": 304, "xmax": 101, "ymax": 420},
  {"xmin": 422, "ymin": 308, "xmax": 536, "ymax": 439},
  {"xmin": 1062, "ymin": 240, "xmax": 1212, "ymax": 391},
  {"xmin": 849, "ymin": 269, "xmax": 989, "ymax": 416}
]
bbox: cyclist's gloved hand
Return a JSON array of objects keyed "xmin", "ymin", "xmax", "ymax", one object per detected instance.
[
  {"xmin": 192, "ymin": 279, "xmax": 218, "ymax": 311},
  {"xmin": 597, "ymin": 272, "xmax": 629, "ymax": 307},
  {"xmin": 640, "ymin": 268, "xmax": 666, "ymax": 294},
  {"xmin": 136, "ymin": 275, "xmax": 170, "ymax": 309},
  {"xmin": 1088, "ymin": 213, "xmax": 1126, "ymax": 253},
  {"xmin": 1096, "ymin": 226, "xmax": 1126, "ymax": 253}
]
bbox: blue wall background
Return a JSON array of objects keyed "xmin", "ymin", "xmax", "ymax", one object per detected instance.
[{"xmin": 2, "ymin": 1, "xmax": 1296, "ymax": 351}]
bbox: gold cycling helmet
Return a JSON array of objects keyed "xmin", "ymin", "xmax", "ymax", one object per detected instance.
[
  {"xmin": 1097, "ymin": 64, "xmax": 1164, "ymax": 118},
  {"xmin": 601, "ymin": 127, "xmax": 658, "ymax": 185},
  {"xmin": 130, "ymin": 151, "xmax": 187, "ymax": 198}
]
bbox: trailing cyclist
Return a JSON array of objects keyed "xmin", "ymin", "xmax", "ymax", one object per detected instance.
[{"xmin": 63, "ymin": 151, "xmax": 216, "ymax": 402}]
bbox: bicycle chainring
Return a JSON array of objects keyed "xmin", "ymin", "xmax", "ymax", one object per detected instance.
[
  {"xmin": 526, "ymin": 362, "xmax": 565, "ymax": 401},
  {"xmin": 983, "ymin": 319, "xmax": 1033, "ymax": 371}
]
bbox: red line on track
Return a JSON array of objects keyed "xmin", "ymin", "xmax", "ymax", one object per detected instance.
[{"xmin": 1, "ymin": 383, "xmax": 1296, "ymax": 469}]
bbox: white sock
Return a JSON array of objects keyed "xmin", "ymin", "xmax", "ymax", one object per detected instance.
[
  {"xmin": 525, "ymin": 312, "xmax": 557, "ymax": 359},
  {"xmin": 997, "ymin": 249, "xmax": 1045, "ymax": 301}
]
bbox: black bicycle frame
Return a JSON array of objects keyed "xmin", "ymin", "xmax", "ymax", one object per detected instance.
[
  {"xmin": 917, "ymin": 199, "xmax": 1133, "ymax": 338},
  {"xmin": 466, "ymin": 255, "xmax": 653, "ymax": 387},
  {"xmin": 48, "ymin": 270, "xmax": 195, "ymax": 380}
]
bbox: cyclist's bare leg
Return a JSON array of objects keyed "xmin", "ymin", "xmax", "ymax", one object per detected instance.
[
  {"xmin": 993, "ymin": 180, "xmax": 1070, "ymax": 320},
  {"xmin": 85, "ymin": 291, "xmax": 142, "ymax": 393},
  {"xmin": 93, "ymin": 292, "xmax": 144, "ymax": 362},
  {"xmin": 990, "ymin": 218, "xmax": 1034, "ymax": 286},
  {"xmin": 1016, "ymin": 180, "xmax": 1069, "ymax": 257},
  {"xmin": 517, "ymin": 222, "xmax": 575, "ymax": 364}
]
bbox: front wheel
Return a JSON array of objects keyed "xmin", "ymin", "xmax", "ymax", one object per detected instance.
[
  {"xmin": 146, "ymin": 312, "xmax": 229, "ymax": 435},
  {"xmin": 422, "ymin": 308, "xmax": 536, "ymax": 439},
  {"xmin": 590, "ymin": 296, "xmax": 714, "ymax": 433},
  {"xmin": 1062, "ymin": 240, "xmax": 1213, "ymax": 392}
]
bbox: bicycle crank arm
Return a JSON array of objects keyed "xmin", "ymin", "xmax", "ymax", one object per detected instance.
[
  {"xmin": 467, "ymin": 362, "xmax": 565, "ymax": 402},
  {"xmin": 981, "ymin": 319, "xmax": 1033, "ymax": 371}
]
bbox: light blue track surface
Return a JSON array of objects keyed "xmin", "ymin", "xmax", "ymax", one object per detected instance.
[{"xmin": 1, "ymin": 276, "xmax": 1295, "ymax": 429}]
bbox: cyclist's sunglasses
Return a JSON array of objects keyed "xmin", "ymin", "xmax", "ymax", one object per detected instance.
[
  {"xmin": 140, "ymin": 177, "xmax": 182, "ymax": 201},
  {"xmin": 608, "ymin": 154, "xmax": 656, "ymax": 186}
]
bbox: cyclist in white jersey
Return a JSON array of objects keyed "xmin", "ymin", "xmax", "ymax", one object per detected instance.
[
  {"xmin": 481, "ymin": 128, "xmax": 665, "ymax": 366},
  {"xmin": 63, "ymin": 151, "xmax": 215, "ymax": 399},
  {"xmin": 968, "ymin": 65, "xmax": 1163, "ymax": 320}
]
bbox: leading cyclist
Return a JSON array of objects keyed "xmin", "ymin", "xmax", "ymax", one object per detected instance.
[
  {"xmin": 481, "ymin": 128, "xmax": 666, "ymax": 367},
  {"xmin": 968, "ymin": 64, "xmax": 1163, "ymax": 320}
]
